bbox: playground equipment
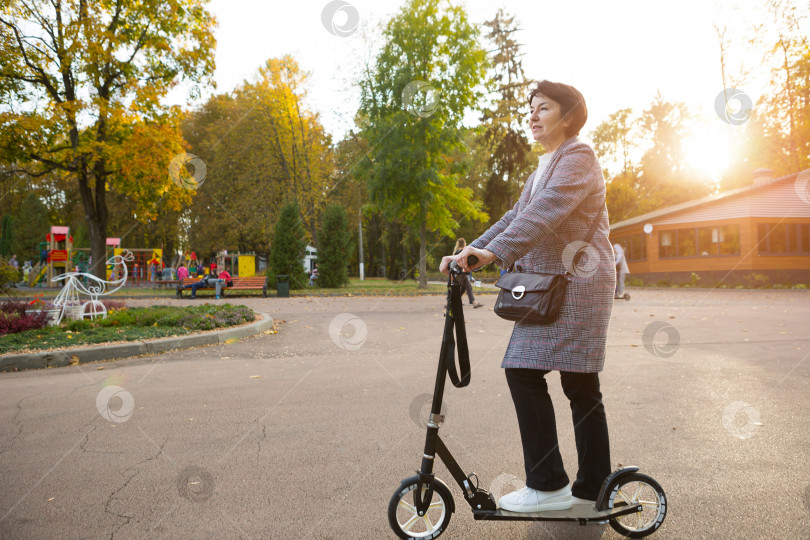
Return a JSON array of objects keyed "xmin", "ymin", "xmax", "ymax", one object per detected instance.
[
  {"xmin": 28, "ymin": 227, "xmax": 163, "ymax": 287},
  {"xmin": 50, "ymin": 251, "xmax": 133, "ymax": 324},
  {"xmin": 216, "ymin": 250, "xmax": 256, "ymax": 277},
  {"xmin": 45, "ymin": 226, "xmax": 73, "ymax": 285}
]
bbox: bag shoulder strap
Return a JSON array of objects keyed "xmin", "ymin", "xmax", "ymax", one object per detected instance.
[
  {"xmin": 583, "ymin": 204, "xmax": 605, "ymax": 244},
  {"xmin": 445, "ymin": 280, "xmax": 471, "ymax": 388}
]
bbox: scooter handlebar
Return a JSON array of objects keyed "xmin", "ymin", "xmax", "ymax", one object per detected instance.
[{"xmin": 449, "ymin": 254, "xmax": 479, "ymax": 274}]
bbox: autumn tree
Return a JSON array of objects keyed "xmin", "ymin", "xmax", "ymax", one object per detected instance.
[
  {"xmin": 0, "ymin": 0, "xmax": 216, "ymax": 278},
  {"xmin": 637, "ymin": 92, "xmax": 712, "ymax": 210},
  {"xmin": 12, "ymin": 193, "xmax": 50, "ymax": 261},
  {"xmin": 357, "ymin": 0, "xmax": 489, "ymax": 288},
  {"xmin": 746, "ymin": 0, "xmax": 809, "ymax": 177},
  {"xmin": 592, "ymin": 108, "xmax": 636, "ymax": 179},
  {"xmin": 480, "ymin": 9, "xmax": 535, "ymax": 224},
  {"xmin": 182, "ymin": 56, "xmax": 334, "ymax": 256},
  {"xmin": 590, "ymin": 108, "xmax": 646, "ymax": 223}
]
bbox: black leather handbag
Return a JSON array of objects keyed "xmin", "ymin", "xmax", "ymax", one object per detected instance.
[{"xmin": 494, "ymin": 205, "xmax": 605, "ymax": 325}]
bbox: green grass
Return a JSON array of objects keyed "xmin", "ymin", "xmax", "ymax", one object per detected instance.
[
  {"xmin": 0, "ymin": 304, "xmax": 255, "ymax": 355},
  {"xmin": 12, "ymin": 276, "xmax": 500, "ymax": 298},
  {"xmin": 298, "ymin": 277, "xmax": 459, "ymax": 296}
]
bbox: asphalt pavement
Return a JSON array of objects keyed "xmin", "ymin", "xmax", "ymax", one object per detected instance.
[{"xmin": 1, "ymin": 289, "xmax": 809, "ymax": 539}]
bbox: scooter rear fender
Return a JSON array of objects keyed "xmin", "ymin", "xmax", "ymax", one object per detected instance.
[{"xmin": 595, "ymin": 466, "xmax": 640, "ymax": 511}]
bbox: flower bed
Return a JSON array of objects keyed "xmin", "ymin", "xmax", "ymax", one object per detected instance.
[
  {"xmin": 0, "ymin": 301, "xmax": 49, "ymax": 335},
  {"xmin": 0, "ymin": 303, "xmax": 255, "ymax": 355}
]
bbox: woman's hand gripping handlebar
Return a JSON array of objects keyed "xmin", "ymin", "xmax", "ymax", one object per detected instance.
[
  {"xmin": 449, "ymin": 255, "xmax": 478, "ymax": 275},
  {"xmin": 440, "ymin": 246, "xmax": 495, "ymax": 275}
]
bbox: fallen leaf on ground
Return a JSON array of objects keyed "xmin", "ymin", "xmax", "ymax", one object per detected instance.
[{"xmin": 250, "ymin": 375, "xmax": 261, "ymax": 379}]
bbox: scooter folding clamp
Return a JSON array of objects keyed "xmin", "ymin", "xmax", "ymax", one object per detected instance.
[{"xmin": 429, "ymin": 412, "xmax": 445, "ymax": 425}]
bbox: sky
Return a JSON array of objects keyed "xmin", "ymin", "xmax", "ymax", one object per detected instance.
[{"xmin": 168, "ymin": 0, "xmax": 792, "ymax": 179}]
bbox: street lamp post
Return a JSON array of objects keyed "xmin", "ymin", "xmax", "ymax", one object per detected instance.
[{"xmin": 358, "ymin": 209, "xmax": 365, "ymax": 281}]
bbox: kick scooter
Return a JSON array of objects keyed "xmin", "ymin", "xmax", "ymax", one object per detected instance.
[{"xmin": 388, "ymin": 256, "xmax": 667, "ymax": 538}]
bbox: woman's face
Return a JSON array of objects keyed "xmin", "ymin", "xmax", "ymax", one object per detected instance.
[{"xmin": 529, "ymin": 93, "xmax": 570, "ymax": 150}]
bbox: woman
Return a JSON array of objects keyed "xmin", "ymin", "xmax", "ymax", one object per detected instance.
[
  {"xmin": 440, "ymin": 80, "xmax": 615, "ymax": 513},
  {"xmin": 613, "ymin": 242, "xmax": 630, "ymax": 298},
  {"xmin": 452, "ymin": 238, "xmax": 483, "ymax": 308}
]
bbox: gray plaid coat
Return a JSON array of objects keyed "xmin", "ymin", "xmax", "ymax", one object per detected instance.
[{"xmin": 470, "ymin": 136, "xmax": 615, "ymax": 373}]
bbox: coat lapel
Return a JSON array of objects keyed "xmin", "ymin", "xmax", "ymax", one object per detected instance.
[{"xmin": 528, "ymin": 136, "xmax": 580, "ymax": 203}]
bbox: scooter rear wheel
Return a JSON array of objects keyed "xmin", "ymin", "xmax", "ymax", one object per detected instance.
[
  {"xmin": 388, "ymin": 476, "xmax": 453, "ymax": 539},
  {"xmin": 606, "ymin": 473, "xmax": 666, "ymax": 537}
]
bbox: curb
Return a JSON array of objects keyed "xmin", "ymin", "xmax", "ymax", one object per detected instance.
[{"xmin": 0, "ymin": 313, "xmax": 275, "ymax": 373}]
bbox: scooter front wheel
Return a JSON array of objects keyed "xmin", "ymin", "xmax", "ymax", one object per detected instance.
[
  {"xmin": 606, "ymin": 473, "xmax": 667, "ymax": 537},
  {"xmin": 388, "ymin": 476, "xmax": 453, "ymax": 539}
]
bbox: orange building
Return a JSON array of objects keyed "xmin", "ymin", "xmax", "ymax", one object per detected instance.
[{"xmin": 609, "ymin": 169, "xmax": 810, "ymax": 286}]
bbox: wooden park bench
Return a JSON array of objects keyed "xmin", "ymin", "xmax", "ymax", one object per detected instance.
[{"xmin": 176, "ymin": 276, "xmax": 268, "ymax": 298}]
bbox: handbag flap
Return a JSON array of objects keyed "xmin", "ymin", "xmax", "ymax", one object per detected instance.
[{"xmin": 495, "ymin": 272, "xmax": 560, "ymax": 292}]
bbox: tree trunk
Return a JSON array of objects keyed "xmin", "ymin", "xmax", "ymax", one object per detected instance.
[
  {"xmin": 418, "ymin": 219, "xmax": 427, "ymax": 289},
  {"xmin": 77, "ymin": 166, "xmax": 109, "ymax": 281},
  {"xmin": 87, "ymin": 217, "xmax": 107, "ymax": 280},
  {"xmin": 401, "ymin": 229, "xmax": 407, "ymax": 280}
]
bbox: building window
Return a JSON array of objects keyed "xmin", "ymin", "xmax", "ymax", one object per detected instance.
[
  {"xmin": 612, "ymin": 233, "xmax": 647, "ymax": 261},
  {"xmin": 758, "ymin": 223, "xmax": 810, "ymax": 255},
  {"xmin": 697, "ymin": 225, "xmax": 740, "ymax": 256},
  {"xmin": 627, "ymin": 234, "xmax": 647, "ymax": 261},
  {"xmin": 659, "ymin": 225, "xmax": 740, "ymax": 258}
]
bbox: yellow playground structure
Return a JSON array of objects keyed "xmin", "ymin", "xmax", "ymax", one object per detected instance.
[{"xmin": 215, "ymin": 250, "xmax": 256, "ymax": 277}]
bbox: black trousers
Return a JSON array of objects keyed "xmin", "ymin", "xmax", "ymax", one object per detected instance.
[{"xmin": 504, "ymin": 368, "xmax": 611, "ymax": 500}]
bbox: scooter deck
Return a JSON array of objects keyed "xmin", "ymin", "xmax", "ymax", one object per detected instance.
[{"xmin": 473, "ymin": 502, "xmax": 642, "ymax": 522}]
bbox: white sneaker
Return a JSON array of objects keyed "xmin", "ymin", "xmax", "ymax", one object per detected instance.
[{"xmin": 498, "ymin": 484, "xmax": 572, "ymax": 513}]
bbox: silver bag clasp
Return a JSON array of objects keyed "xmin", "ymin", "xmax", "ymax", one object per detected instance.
[{"xmin": 511, "ymin": 285, "xmax": 526, "ymax": 300}]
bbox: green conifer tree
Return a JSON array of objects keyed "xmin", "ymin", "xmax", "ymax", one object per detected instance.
[
  {"xmin": 268, "ymin": 201, "xmax": 308, "ymax": 289},
  {"xmin": 317, "ymin": 204, "xmax": 352, "ymax": 288}
]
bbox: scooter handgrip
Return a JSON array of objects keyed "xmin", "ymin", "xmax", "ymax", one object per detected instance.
[{"xmin": 449, "ymin": 254, "xmax": 479, "ymax": 273}]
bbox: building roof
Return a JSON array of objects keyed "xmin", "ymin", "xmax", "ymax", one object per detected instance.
[{"xmin": 610, "ymin": 171, "xmax": 801, "ymax": 231}]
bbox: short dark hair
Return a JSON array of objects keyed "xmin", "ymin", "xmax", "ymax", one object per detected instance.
[{"xmin": 528, "ymin": 80, "xmax": 588, "ymax": 137}]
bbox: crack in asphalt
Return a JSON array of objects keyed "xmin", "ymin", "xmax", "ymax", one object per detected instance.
[
  {"xmin": 255, "ymin": 422, "xmax": 267, "ymax": 458},
  {"xmin": 0, "ymin": 393, "xmax": 37, "ymax": 455},
  {"xmin": 79, "ymin": 423, "xmax": 122, "ymax": 455},
  {"xmin": 67, "ymin": 380, "xmax": 102, "ymax": 397},
  {"xmin": 104, "ymin": 437, "xmax": 168, "ymax": 540}
]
